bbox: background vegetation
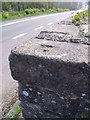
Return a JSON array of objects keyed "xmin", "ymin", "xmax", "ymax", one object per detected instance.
[
  {"xmin": 0, "ymin": 2, "xmax": 83, "ymax": 21},
  {"xmin": 2, "ymin": 2, "xmax": 82, "ymax": 11}
]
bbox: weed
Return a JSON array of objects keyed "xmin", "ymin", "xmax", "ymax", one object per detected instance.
[
  {"xmin": 8, "ymin": 105, "xmax": 22, "ymax": 120},
  {"xmin": 74, "ymin": 14, "xmax": 80, "ymax": 21},
  {"xmin": 72, "ymin": 10, "xmax": 89, "ymax": 26}
]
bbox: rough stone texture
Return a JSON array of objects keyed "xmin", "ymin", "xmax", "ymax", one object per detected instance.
[
  {"xmin": 36, "ymin": 31, "xmax": 90, "ymax": 45},
  {"xmin": 36, "ymin": 18, "xmax": 90, "ymax": 45},
  {"xmin": 79, "ymin": 25, "xmax": 89, "ymax": 38},
  {"xmin": 43, "ymin": 23, "xmax": 79, "ymax": 37},
  {"xmin": 36, "ymin": 31, "xmax": 72, "ymax": 42},
  {"xmin": 9, "ymin": 39, "xmax": 90, "ymax": 118}
]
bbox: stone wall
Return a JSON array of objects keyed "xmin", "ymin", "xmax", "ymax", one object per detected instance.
[{"xmin": 9, "ymin": 39, "xmax": 90, "ymax": 119}]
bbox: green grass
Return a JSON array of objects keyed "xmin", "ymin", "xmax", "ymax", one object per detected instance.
[
  {"xmin": 0, "ymin": 8, "xmax": 69, "ymax": 21},
  {"xmin": 0, "ymin": 13, "xmax": 2, "ymax": 20},
  {"xmin": 8, "ymin": 105, "xmax": 22, "ymax": 120}
]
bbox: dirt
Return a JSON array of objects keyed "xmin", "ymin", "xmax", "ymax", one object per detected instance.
[{"xmin": 1, "ymin": 92, "xmax": 19, "ymax": 118}]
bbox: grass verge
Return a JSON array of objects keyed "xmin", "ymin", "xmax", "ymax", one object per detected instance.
[{"xmin": 0, "ymin": 8, "xmax": 69, "ymax": 21}]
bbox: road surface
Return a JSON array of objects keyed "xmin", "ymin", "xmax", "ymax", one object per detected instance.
[{"xmin": 0, "ymin": 11, "xmax": 75, "ymax": 114}]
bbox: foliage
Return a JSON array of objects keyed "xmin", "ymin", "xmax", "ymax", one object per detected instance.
[
  {"xmin": 33, "ymin": 8, "xmax": 40, "ymax": 13},
  {"xmin": 8, "ymin": 105, "xmax": 21, "ymax": 120},
  {"xmin": 2, "ymin": 2, "xmax": 81, "ymax": 12},
  {"xmin": 0, "ymin": 13, "xmax": 2, "ymax": 20},
  {"xmin": 72, "ymin": 10, "xmax": 88, "ymax": 26},
  {"xmin": 25, "ymin": 8, "xmax": 41, "ymax": 15},
  {"xmin": 30, "ymin": 8, "xmax": 36, "ymax": 14},
  {"xmin": 2, "ymin": 11, "xmax": 9, "ymax": 19},
  {"xmin": 74, "ymin": 14, "xmax": 81, "ymax": 21},
  {"xmin": 2, "ymin": 2, "xmax": 77, "ymax": 21},
  {"xmin": 25, "ymin": 9, "xmax": 30, "ymax": 15},
  {"xmin": 1, "ymin": 8, "xmax": 69, "ymax": 21},
  {"xmin": 41, "ymin": 8, "xmax": 46, "ymax": 12}
]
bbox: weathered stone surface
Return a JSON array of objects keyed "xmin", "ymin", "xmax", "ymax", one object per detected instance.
[
  {"xmin": 37, "ymin": 31, "xmax": 90, "ymax": 45},
  {"xmin": 36, "ymin": 31, "xmax": 72, "ymax": 42},
  {"xmin": 36, "ymin": 18, "xmax": 90, "ymax": 45},
  {"xmin": 19, "ymin": 82, "xmax": 89, "ymax": 118},
  {"xmin": 9, "ymin": 39, "xmax": 90, "ymax": 118},
  {"xmin": 43, "ymin": 23, "xmax": 79, "ymax": 37}
]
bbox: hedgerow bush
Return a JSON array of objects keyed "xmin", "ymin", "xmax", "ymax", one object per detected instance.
[
  {"xmin": 41, "ymin": 8, "xmax": 45, "ymax": 12},
  {"xmin": 25, "ymin": 9, "xmax": 30, "ymax": 15},
  {"xmin": 29, "ymin": 9, "xmax": 35, "ymax": 14},
  {"xmin": 33, "ymin": 8, "xmax": 40, "ymax": 13},
  {"xmin": 25, "ymin": 8, "xmax": 39, "ymax": 14},
  {"xmin": 2, "ymin": 11, "xmax": 9, "ymax": 19},
  {"xmin": 48, "ymin": 9, "xmax": 56, "ymax": 13},
  {"xmin": 2, "ymin": 8, "xmax": 70, "ymax": 21},
  {"xmin": 0, "ymin": 14, "xmax": 2, "ymax": 20},
  {"xmin": 57, "ymin": 8, "xmax": 64, "ymax": 12},
  {"xmin": 56, "ymin": 8, "xmax": 69, "ymax": 12}
]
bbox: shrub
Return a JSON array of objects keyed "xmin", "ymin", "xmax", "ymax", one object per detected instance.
[
  {"xmin": 48, "ymin": 9, "xmax": 56, "ymax": 13},
  {"xmin": 25, "ymin": 9, "xmax": 30, "ymax": 15},
  {"xmin": 18, "ymin": 13, "xmax": 21, "ymax": 17},
  {"xmin": 41, "ymin": 8, "xmax": 45, "ymax": 12},
  {"xmin": 64, "ymin": 9, "xmax": 69, "ymax": 11},
  {"xmin": 2, "ymin": 11, "xmax": 9, "ymax": 19},
  {"xmin": 24, "ymin": 13, "xmax": 26, "ymax": 16},
  {"xmin": 29, "ymin": 9, "xmax": 34, "ymax": 14},
  {"xmin": 57, "ymin": 8, "xmax": 64, "ymax": 12},
  {"xmin": 34, "ymin": 8, "xmax": 41, "ymax": 12},
  {"xmin": 0, "ymin": 14, "xmax": 2, "ymax": 20},
  {"xmin": 56, "ymin": 8, "xmax": 60, "ymax": 11},
  {"xmin": 32, "ymin": 8, "xmax": 37, "ymax": 13},
  {"xmin": 72, "ymin": 15, "xmax": 81, "ymax": 25},
  {"xmin": 74, "ymin": 15, "xmax": 81, "ymax": 21}
]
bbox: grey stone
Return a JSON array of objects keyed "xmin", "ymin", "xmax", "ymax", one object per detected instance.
[
  {"xmin": 9, "ymin": 16, "xmax": 90, "ymax": 118},
  {"xmin": 37, "ymin": 31, "xmax": 90, "ymax": 45},
  {"xmin": 23, "ymin": 90, "xmax": 29, "ymax": 97},
  {"xmin": 9, "ymin": 39, "xmax": 89, "ymax": 118}
]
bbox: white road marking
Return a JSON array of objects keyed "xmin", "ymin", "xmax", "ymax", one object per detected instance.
[
  {"xmin": 0, "ymin": 19, "xmax": 30, "ymax": 27},
  {"xmin": 31, "ymin": 13, "xmax": 61, "ymax": 20},
  {"xmin": 31, "ymin": 16, "xmax": 44, "ymax": 20},
  {"xmin": 31, "ymin": 15, "xmax": 52, "ymax": 20},
  {"xmin": 0, "ymin": 14, "xmax": 59, "ymax": 27},
  {"xmin": 0, "ymin": 11, "xmax": 71, "ymax": 27},
  {"xmin": 47, "ymin": 22, "xmax": 53, "ymax": 25},
  {"xmin": 56, "ymin": 20, "xmax": 59, "ymax": 22},
  {"xmin": 12, "ymin": 33, "xmax": 27, "ymax": 40},
  {"xmin": 34, "ymin": 26, "xmax": 43, "ymax": 30}
]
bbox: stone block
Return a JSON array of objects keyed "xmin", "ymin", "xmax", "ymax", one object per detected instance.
[{"xmin": 9, "ymin": 39, "xmax": 90, "ymax": 118}]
